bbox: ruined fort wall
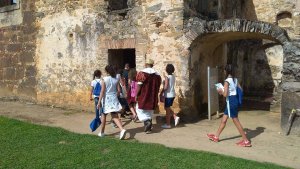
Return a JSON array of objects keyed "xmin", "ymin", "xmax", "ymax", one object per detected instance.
[
  {"xmin": 0, "ymin": 0, "xmax": 38, "ymax": 101},
  {"xmin": 34, "ymin": 0, "xmax": 185, "ymax": 110}
]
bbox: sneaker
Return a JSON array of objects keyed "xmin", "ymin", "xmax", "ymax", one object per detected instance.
[
  {"xmin": 98, "ymin": 132, "xmax": 105, "ymax": 137},
  {"xmin": 161, "ymin": 124, "xmax": 171, "ymax": 129},
  {"xmin": 237, "ymin": 140, "xmax": 252, "ymax": 147},
  {"xmin": 144, "ymin": 120, "xmax": 152, "ymax": 133},
  {"xmin": 174, "ymin": 116, "xmax": 180, "ymax": 127},
  {"xmin": 207, "ymin": 134, "xmax": 219, "ymax": 142},
  {"xmin": 119, "ymin": 129, "xmax": 127, "ymax": 140}
]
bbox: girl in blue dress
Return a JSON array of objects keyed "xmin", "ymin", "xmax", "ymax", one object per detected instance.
[{"xmin": 207, "ymin": 64, "xmax": 251, "ymax": 147}]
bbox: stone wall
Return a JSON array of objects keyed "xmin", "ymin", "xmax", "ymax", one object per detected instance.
[
  {"xmin": 32, "ymin": 0, "xmax": 185, "ymax": 110},
  {"xmin": 0, "ymin": 0, "xmax": 37, "ymax": 101},
  {"xmin": 251, "ymin": 0, "xmax": 300, "ymax": 39}
]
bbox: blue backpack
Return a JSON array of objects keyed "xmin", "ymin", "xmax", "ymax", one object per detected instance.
[
  {"xmin": 235, "ymin": 79, "xmax": 243, "ymax": 107},
  {"xmin": 93, "ymin": 81, "xmax": 101, "ymax": 97},
  {"xmin": 236, "ymin": 86, "xmax": 243, "ymax": 107}
]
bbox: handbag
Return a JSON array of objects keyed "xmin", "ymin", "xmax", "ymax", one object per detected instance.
[{"xmin": 90, "ymin": 108, "xmax": 102, "ymax": 132}]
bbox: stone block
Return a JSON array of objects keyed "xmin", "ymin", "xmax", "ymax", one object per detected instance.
[
  {"xmin": 23, "ymin": 26, "xmax": 36, "ymax": 34},
  {"xmin": 0, "ymin": 69, "xmax": 3, "ymax": 80},
  {"xmin": 23, "ymin": 76, "xmax": 37, "ymax": 87},
  {"xmin": 23, "ymin": 11, "xmax": 35, "ymax": 24},
  {"xmin": 15, "ymin": 66, "xmax": 25, "ymax": 80},
  {"xmin": 19, "ymin": 51, "xmax": 35, "ymax": 63},
  {"xmin": 3, "ymin": 67, "xmax": 15, "ymax": 80},
  {"xmin": 22, "ymin": 43, "xmax": 36, "ymax": 51},
  {"xmin": 281, "ymin": 92, "xmax": 300, "ymax": 135},
  {"xmin": 25, "ymin": 65, "xmax": 36, "ymax": 77},
  {"xmin": 147, "ymin": 3, "xmax": 162, "ymax": 13},
  {"xmin": 17, "ymin": 85, "xmax": 37, "ymax": 99},
  {"xmin": 7, "ymin": 44, "xmax": 22, "ymax": 52},
  {"xmin": 0, "ymin": 56, "xmax": 17, "ymax": 68}
]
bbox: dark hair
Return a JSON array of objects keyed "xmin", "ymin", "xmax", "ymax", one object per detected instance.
[
  {"xmin": 224, "ymin": 64, "xmax": 235, "ymax": 79},
  {"xmin": 93, "ymin": 69, "xmax": 102, "ymax": 79},
  {"xmin": 166, "ymin": 64, "xmax": 175, "ymax": 75},
  {"xmin": 117, "ymin": 69, "xmax": 124, "ymax": 76},
  {"xmin": 105, "ymin": 65, "xmax": 116, "ymax": 78},
  {"xmin": 128, "ymin": 68, "xmax": 137, "ymax": 81}
]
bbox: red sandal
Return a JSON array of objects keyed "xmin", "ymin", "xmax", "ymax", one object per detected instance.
[
  {"xmin": 237, "ymin": 140, "xmax": 252, "ymax": 147},
  {"xmin": 207, "ymin": 134, "xmax": 219, "ymax": 142}
]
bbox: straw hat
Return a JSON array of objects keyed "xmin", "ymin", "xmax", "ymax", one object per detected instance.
[{"xmin": 145, "ymin": 59, "xmax": 154, "ymax": 65}]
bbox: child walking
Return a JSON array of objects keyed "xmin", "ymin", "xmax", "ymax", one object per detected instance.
[
  {"xmin": 118, "ymin": 74, "xmax": 130, "ymax": 118},
  {"xmin": 97, "ymin": 65, "xmax": 127, "ymax": 140},
  {"xmin": 207, "ymin": 64, "xmax": 251, "ymax": 147},
  {"xmin": 127, "ymin": 68, "xmax": 138, "ymax": 121},
  {"xmin": 90, "ymin": 70, "xmax": 102, "ymax": 119},
  {"xmin": 161, "ymin": 64, "xmax": 180, "ymax": 129}
]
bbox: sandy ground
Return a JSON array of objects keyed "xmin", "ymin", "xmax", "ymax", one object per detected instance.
[{"xmin": 0, "ymin": 100, "xmax": 299, "ymax": 169}]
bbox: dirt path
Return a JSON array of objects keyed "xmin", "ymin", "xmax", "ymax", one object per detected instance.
[{"xmin": 0, "ymin": 100, "xmax": 299, "ymax": 168}]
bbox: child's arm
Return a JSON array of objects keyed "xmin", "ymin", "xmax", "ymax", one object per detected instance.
[
  {"xmin": 90, "ymin": 87, "xmax": 94, "ymax": 101},
  {"xmin": 117, "ymin": 82, "xmax": 121, "ymax": 97},
  {"xmin": 97, "ymin": 81, "xmax": 105, "ymax": 109},
  {"xmin": 218, "ymin": 82, "xmax": 229, "ymax": 97},
  {"xmin": 127, "ymin": 79, "xmax": 132, "ymax": 91},
  {"xmin": 163, "ymin": 75, "xmax": 169, "ymax": 91}
]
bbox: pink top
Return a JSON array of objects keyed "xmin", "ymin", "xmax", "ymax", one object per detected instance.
[{"xmin": 130, "ymin": 81, "xmax": 138, "ymax": 97}]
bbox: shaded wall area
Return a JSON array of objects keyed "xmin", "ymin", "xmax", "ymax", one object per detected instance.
[
  {"xmin": 189, "ymin": 35, "xmax": 227, "ymax": 117},
  {"xmin": 184, "ymin": 0, "xmax": 218, "ymax": 20},
  {"xmin": 227, "ymin": 40, "xmax": 283, "ymax": 112},
  {"xmin": 0, "ymin": 0, "xmax": 37, "ymax": 101},
  {"xmin": 184, "ymin": 0, "xmax": 258, "ymax": 21}
]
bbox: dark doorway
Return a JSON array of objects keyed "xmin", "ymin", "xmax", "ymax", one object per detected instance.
[{"xmin": 108, "ymin": 49, "xmax": 136, "ymax": 70}]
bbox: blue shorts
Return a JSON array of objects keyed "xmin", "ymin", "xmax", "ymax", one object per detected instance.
[
  {"xmin": 224, "ymin": 96, "xmax": 238, "ymax": 118},
  {"xmin": 164, "ymin": 97, "xmax": 175, "ymax": 108}
]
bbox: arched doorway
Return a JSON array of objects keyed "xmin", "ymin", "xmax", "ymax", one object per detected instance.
[
  {"xmin": 179, "ymin": 18, "xmax": 300, "ymax": 132},
  {"xmin": 190, "ymin": 33, "xmax": 283, "ymax": 115}
]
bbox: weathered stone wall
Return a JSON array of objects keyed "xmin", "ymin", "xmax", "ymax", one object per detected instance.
[
  {"xmin": 0, "ymin": 0, "xmax": 22, "ymax": 27},
  {"xmin": 0, "ymin": 0, "xmax": 37, "ymax": 101},
  {"xmin": 35, "ymin": 0, "xmax": 105, "ymax": 109},
  {"xmin": 33, "ymin": 0, "xmax": 185, "ymax": 110},
  {"xmin": 251, "ymin": 0, "xmax": 300, "ymax": 39}
]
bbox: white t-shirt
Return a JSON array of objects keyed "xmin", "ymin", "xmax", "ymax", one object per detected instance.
[
  {"xmin": 164, "ymin": 75, "xmax": 176, "ymax": 98},
  {"xmin": 116, "ymin": 74, "xmax": 121, "ymax": 81},
  {"xmin": 91, "ymin": 78, "xmax": 101, "ymax": 98},
  {"xmin": 225, "ymin": 78, "xmax": 237, "ymax": 96},
  {"xmin": 103, "ymin": 76, "xmax": 119, "ymax": 94}
]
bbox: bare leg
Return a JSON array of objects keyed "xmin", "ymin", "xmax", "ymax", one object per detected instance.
[
  {"xmin": 165, "ymin": 107, "xmax": 171, "ymax": 126},
  {"xmin": 232, "ymin": 118, "xmax": 248, "ymax": 141},
  {"xmin": 129, "ymin": 104, "xmax": 137, "ymax": 118},
  {"xmin": 170, "ymin": 108, "xmax": 178, "ymax": 119},
  {"xmin": 100, "ymin": 114, "xmax": 107, "ymax": 134},
  {"xmin": 216, "ymin": 115, "xmax": 228, "ymax": 138},
  {"xmin": 111, "ymin": 113, "xmax": 125, "ymax": 131}
]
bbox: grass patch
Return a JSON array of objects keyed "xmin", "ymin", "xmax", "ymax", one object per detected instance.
[{"xmin": 0, "ymin": 116, "xmax": 288, "ymax": 169}]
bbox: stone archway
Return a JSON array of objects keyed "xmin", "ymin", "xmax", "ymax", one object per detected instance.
[{"xmin": 179, "ymin": 18, "xmax": 300, "ymax": 132}]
